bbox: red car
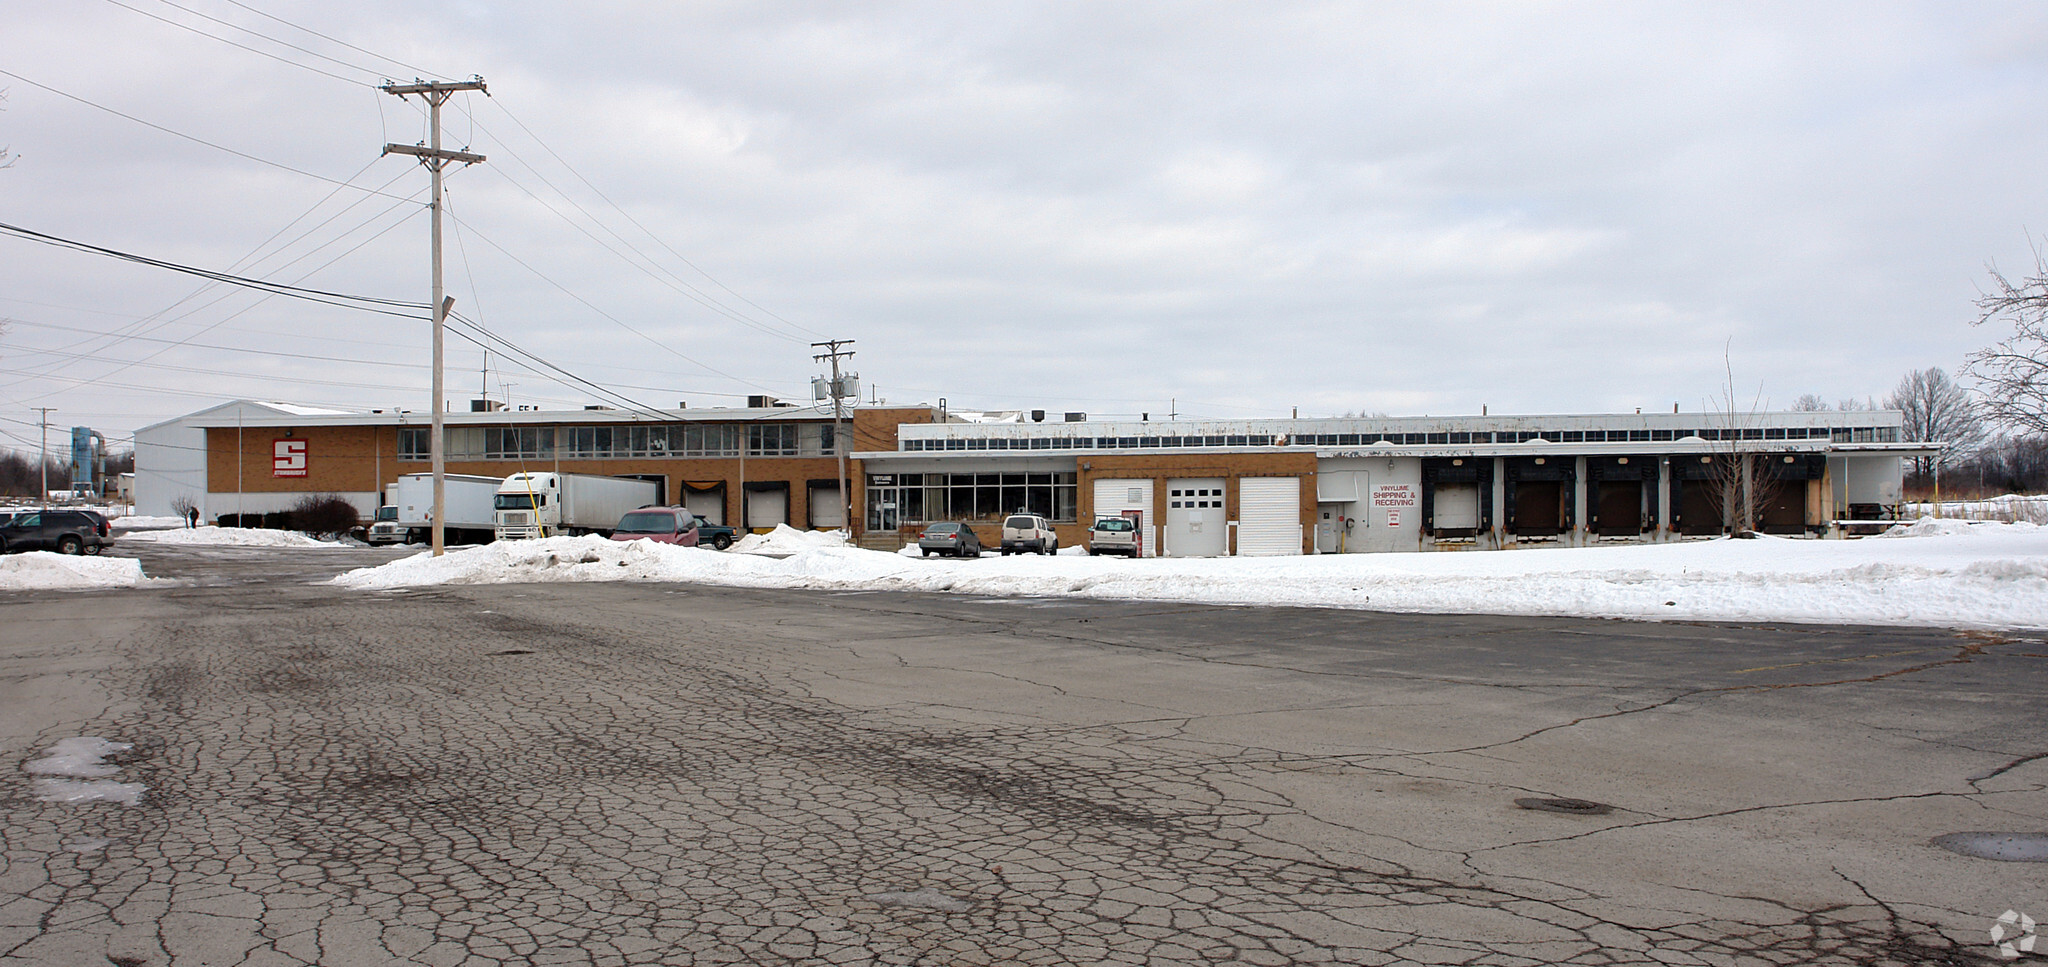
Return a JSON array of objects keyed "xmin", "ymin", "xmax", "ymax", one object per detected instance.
[{"xmin": 609, "ymin": 507, "xmax": 701, "ymax": 547}]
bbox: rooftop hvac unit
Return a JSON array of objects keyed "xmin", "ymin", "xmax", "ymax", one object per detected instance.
[
  {"xmin": 1064, "ymin": 412, "xmax": 1087, "ymax": 422},
  {"xmin": 1031, "ymin": 410, "xmax": 1045, "ymax": 422},
  {"xmin": 471, "ymin": 399, "xmax": 504, "ymax": 412}
]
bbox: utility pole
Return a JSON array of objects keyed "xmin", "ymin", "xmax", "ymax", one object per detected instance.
[
  {"xmin": 382, "ymin": 76, "xmax": 486, "ymax": 556},
  {"xmin": 812, "ymin": 340, "xmax": 856, "ymax": 536},
  {"xmin": 33, "ymin": 407, "xmax": 54, "ymax": 507}
]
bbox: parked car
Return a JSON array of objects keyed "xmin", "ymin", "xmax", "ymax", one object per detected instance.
[
  {"xmin": 918, "ymin": 522, "xmax": 982, "ymax": 557},
  {"xmin": 1087, "ymin": 515, "xmax": 1141, "ymax": 557},
  {"xmin": 0, "ymin": 509, "xmax": 114, "ymax": 555},
  {"xmin": 1000, "ymin": 514, "xmax": 1058, "ymax": 555},
  {"xmin": 608, "ymin": 506, "xmax": 700, "ymax": 547},
  {"xmin": 694, "ymin": 519, "xmax": 738, "ymax": 551}
]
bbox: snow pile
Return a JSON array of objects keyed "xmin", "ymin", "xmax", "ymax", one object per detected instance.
[
  {"xmin": 0, "ymin": 552, "xmax": 150, "ymax": 591},
  {"xmin": 1879, "ymin": 517, "xmax": 2041, "ymax": 539},
  {"xmin": 332, "ymin": 529, "xmax": 2048, "ymax": 629},
  {"xmin": 111, "ymin": 515, "xmax": 192, "ymax": 532},
  {"xmin": 24, "ymin": 737, "xmax": 145, "ymax": 805},
  {"xmin": 730, "ymin": 524, "xmax": 849, "ymax": 555},
  {"xmin": 119, "ymin": 525, "xmax": 339, "ymax": 548}
]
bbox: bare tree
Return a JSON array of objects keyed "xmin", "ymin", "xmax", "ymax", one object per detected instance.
[
  {"xmin": 1791, "ymin": 393, "xmax": 1830, "ymax": 411},
  {"xmin": 169, "ymin": 495, "xmax": 197, "ymax": 528},
  {"xmin": 1969, "ymin": 248, "xmax": 2048, "ymax": 433},
  {"xmin": 1703, "ymin": 351, "xmax": 1786, "ymax": 534},
  {"xmin": 1882, "ymin": 367, "xmax": 1984, "ymax": 480}
]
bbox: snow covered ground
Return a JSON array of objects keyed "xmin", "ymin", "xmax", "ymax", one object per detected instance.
[
  {"xmin": 331, "ymin": 519, "xmax": 2048, "ymax": 630},
  {"xmin": 1904, "ymin": 493, "xmax": 2048, "ymax": 524},
  {"xmin": 118, "ymin": 525, "xmax": 341, "ymax": 548},
  {"xmin": 0, "ymin": 552, "xmax": 153, "ymax": 591}
]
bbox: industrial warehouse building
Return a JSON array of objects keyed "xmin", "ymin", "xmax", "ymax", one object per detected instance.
[{"xmin": 134, "ymin": 399, "xmax": 1932, "ymax": 555}]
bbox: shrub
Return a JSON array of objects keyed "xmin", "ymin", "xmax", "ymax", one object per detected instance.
[{"xmin": 290, "ymin": 494, "xmax": 363, "ymax": 538}]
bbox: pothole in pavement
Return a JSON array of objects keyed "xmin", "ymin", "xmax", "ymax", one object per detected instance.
[
  {"xmin": 1930, "ymin": 831, "xmax": 2048, "ymax": 861},
  {"xmin": 1514, "ymin": 797, "xmax": 1614, "ymax": 815}
]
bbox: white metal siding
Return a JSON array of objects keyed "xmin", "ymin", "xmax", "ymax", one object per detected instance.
[
  {"xmin": 1237, "ymin": 477, "xmax": 1302, "ymax": 556},
  {"xmin": 1092, "ymin": 478, "xmax": 1155, "ymax": 557}
]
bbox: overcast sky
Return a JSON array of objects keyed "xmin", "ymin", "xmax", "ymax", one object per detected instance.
[{"xmin": 3, "ymin": 2, "xmax": 2046, "ymax": 448}]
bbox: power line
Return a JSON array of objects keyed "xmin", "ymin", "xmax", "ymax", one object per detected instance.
[
  {"xmin": 0, "ymin": 221, "xmax": 428, "ymax": 315},
  {"xmin": 214, "ymin": 0, "xmax": 449, "ymax": 80},
  {"xmin": 487, "ymin": 100, "xmax": 824, "ymax": 341},
  {"xmin": 441, "ymin": 208, "xmax": 777, "ymax": 395},
  {"xmin": 0, "ymin": 69, "xmax": 413, "ymax": 201},
  {"xmin": 461, "ymin": 107, "xmax": 816, "ymax": 344},
  {"xmin": 102, "ymin": 0, "xmax": 379, "ymax": 87},
  {"xmin": 0, "ymin": 166, "xmax": 419, "ymax": 388}
]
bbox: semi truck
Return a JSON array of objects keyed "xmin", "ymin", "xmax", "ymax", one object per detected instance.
[
  {"xmin": 372, "ymin": 473, "xmax": 502, "ymax": 545},
  {"xmin": 494, "ymin": 472, "xmax": 661, "ymax": 540}
]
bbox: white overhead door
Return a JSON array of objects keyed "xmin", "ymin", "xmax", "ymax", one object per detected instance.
[
  {"xmin": 808, "ymin": 485, "xmax": 843, "ymax": 528},
  {"xmin": 745, "ymin": 488, "xmax": 786, "ymax": 529},
  {"xmin": 1093, "ymin": 478, "xmax": 1155, "ymax": 557},
  {"xmin": 684, "ymin": 489, "xmax": 724, "ymax": 525},
  {"xmin": 1433, "ymin": 483, "xmax": 1480, "ymax": 530},
  {"xmin": 1237, "ymin": 477, "xmax": 1302, "ymax": 556},
  {"xmin": 1165, "ymin": 478, "xmax": 1228, "ymax": 557}
]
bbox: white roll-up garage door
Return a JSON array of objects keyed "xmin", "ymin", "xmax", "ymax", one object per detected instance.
[
  {"xmin": 808, "ymin": 485, "xmax": 843, "ymax": 528},
  {"xmin": 684, "ymin": 489, "xmax": 724, "ymax": 525},
  {"xmin": 1237, "ymin": 477, "xmax": 1303, "ymax": 556},
  {"xmin": 745, "ymin": 488, "xmax": 787, "ymax": 529},
  {"xmin": 1092, "ymin": 478, "xmax": 1155, "ymax": 557},
  {"xmin": 1433, "ymin": 483, "xmax": 1480, "ymax": 530}
]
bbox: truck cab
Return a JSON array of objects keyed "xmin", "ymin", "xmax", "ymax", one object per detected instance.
[
  {"xmin": 495, "ymin": 473, "xmax": 558, "ymax": 540},
  {"xmin": 365, "ymin": 504, "xmax": 406, "ymax": 545}
]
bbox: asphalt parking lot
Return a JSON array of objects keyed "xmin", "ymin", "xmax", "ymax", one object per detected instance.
[{"xmin": 1, "ymin": 542, "xmax": 2042, "ymax": 965}]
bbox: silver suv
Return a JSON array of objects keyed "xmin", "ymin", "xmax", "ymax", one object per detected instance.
[
  {"xmin": 1000, "ymin": 514, "xmax": 1058, "ymax": 555},
  {"xmin": 1087, "ymin": 515, "xmax": 1140, "ymax": 557}
]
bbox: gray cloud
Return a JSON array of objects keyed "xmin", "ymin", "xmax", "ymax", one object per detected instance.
[{"xmin": 3, "ymin": 1, "xmax": 2045, "ymax": 444}]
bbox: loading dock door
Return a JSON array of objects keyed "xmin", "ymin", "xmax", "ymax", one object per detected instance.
[
  {"xmin": 1236, "ymin": 477, "xmax": 1302, "ymax": 556},
  {"xmin": 1165, "ymin": 478, "xmax": 1228, "ymax": 557},
  {"xmin": 808, "ymin": 484, "xmax": 843, "ymax": 528},
  {"xmin": 1093, "ymin": 479, "xmax": 1155, "ymax": 556},
  {"xmin": 683, "ymin": 485, "xmax": 725, "ymax": 525},
  {"xmin": 1678, "ymin": 480, "xmax": 1723, "ymax": 536},
  {"xmin": 745, "ymin": 488, "xmax": 787, "ymax": 529},
  {"xmin": 1596, "ymin": 481, "xmax": 1643, "ymax": 536},
  {"xmin": 1433, "ymin": 483, "xmax": 1480, "ymax": 531},
  {"xmin": 1513, "ymin": 481, "xmax": 1565, "ymax": 536}
]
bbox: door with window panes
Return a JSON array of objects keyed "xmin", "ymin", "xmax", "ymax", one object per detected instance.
[{"xmin": 1165, "ymin": 478, "xmax": 1228, "ymax": 557}]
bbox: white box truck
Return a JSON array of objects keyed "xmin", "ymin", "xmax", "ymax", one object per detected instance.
[
  {"xmin": 494, "ymin": 472, "xmax": 661, "ymax": 540},
  {"xmin": 376, "ymin": 472, "xmax": 503, "ymax": 545}
]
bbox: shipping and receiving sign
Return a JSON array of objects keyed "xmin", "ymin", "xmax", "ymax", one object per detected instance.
[
  {"xmin": 1371, "ymin": 485, "xmax": 1415, "ymax": 508},
  {"xmin": 273, "ymin": 439, "xmax": 308, "ymax": 477},
  {"xmin": 1373, "ymin": 484, "xmax": 1414, "ymax": 528}
]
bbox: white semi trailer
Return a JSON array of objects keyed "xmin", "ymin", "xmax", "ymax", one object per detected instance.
[
  {"xmin": 387, "ymin": 472, "xmax": 502, "ymax": 545},
  {"xmin": 494, "ymin": 472, "xmax": 661, "ymax": 540}
]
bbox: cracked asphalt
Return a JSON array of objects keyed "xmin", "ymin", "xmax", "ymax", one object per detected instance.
[{"xmin": 1, "ymin": 543, "xmax": 2043, "ymax": 965}]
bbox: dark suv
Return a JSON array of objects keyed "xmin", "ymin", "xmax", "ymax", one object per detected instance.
[{"xmin": 0, "ymin": 509, "xmax": 114, "ymax": 555}]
